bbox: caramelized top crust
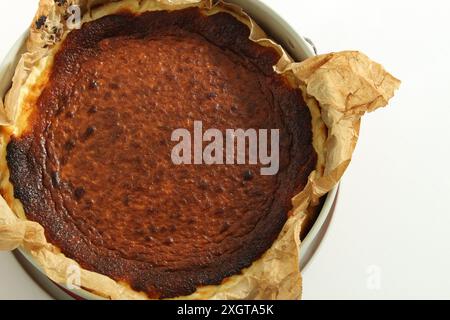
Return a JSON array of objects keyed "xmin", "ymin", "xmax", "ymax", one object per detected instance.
[{"xmin": 6, "ymin": 8, "xmax": 316, "ymax": 298}]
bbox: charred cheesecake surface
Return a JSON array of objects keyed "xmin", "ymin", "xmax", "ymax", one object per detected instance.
[{"xmin": 6, "ymin": 8, "xmax": 316, "ymax": 298}]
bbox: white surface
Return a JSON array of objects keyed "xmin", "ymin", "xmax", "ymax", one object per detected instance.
[{"xmin": 0, "ymin": 0, "xmax": 449, "ymax": 300}]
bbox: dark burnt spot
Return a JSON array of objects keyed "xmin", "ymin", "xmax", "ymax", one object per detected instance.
[
  {"xmin": 35, "ymin": 16, "xmax": 47, "ymax": 30},
  {"xmin": 74, "ymin": 187, "xmax": 86, "ymax": 200},
  {"xmin": 51, "ymin": 171, "xmax": 61, "ymax": 188},
  {"xmin": 84, "ymin": 126, "xmax": 96, "ymax": 139},
  {"xmin": 206, "ymin": 92, "xmax": 218, "ymax": 99},
  {"xmin": 64, "ymin": 139, "xmax": 76, "ymax": 151},
  {"xmin": 243, "ymin": 170, "xmax": 253, "ymax": 181},
  {"xmin": 88, "ymin": 106, "xmax": 98, "ymax": 114}
]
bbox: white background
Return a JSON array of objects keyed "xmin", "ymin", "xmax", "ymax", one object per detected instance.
[{"xmin": 0, "ymin": 0, "xmax": 449, "ymax": 300}]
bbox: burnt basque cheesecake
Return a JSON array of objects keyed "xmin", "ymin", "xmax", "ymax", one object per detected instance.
[{"xmin": 5, "ymin": 8, "xmax": 317, "ymax": 298}]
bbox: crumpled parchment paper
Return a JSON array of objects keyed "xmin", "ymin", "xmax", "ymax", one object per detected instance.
[{"xmin": 0, "ymin": 0, "xmax": 400, "ymax": 300}]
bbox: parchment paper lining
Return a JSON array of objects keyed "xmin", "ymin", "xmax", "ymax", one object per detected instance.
[{"xmin": 0, "ymin": 0, "xmax": 400, "ymax": 300}]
